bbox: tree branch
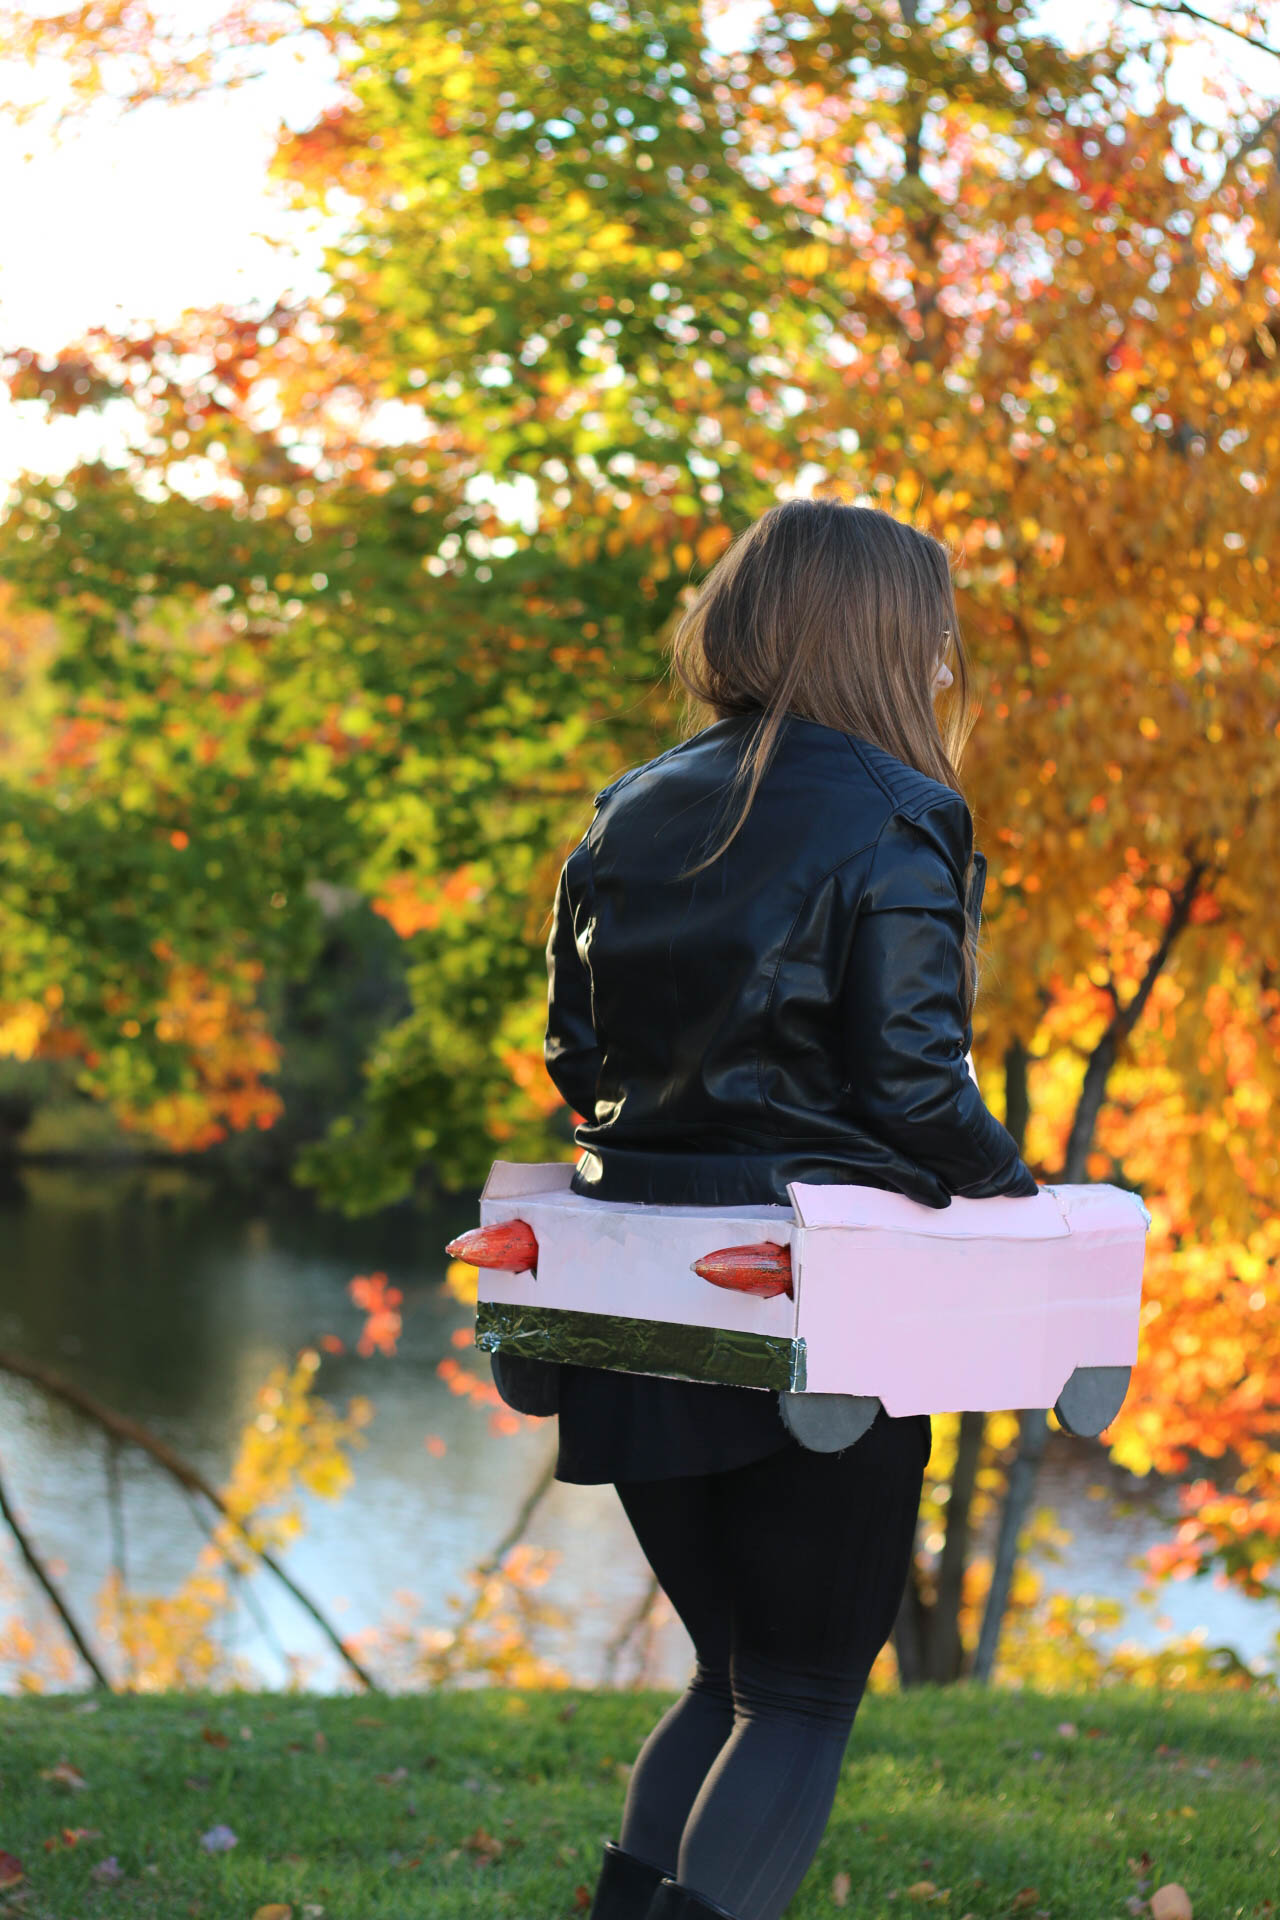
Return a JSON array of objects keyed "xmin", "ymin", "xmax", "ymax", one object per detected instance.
[
  {"xmin": 600, "ymin": 1572, "xmax": 662, "ymax": 1687},
  {"xmin": 0, "ymin": 1451, "xmax": 111, "ymax": 1689},
  {"xmin": 1123, "ymin": 0, "xmax": 1280, "ymax": 61},
  {"xmin": 1060, "ymin": 861, "xmax": 1206, "ymax": 1182},
  {"xmin": 469, "ymin": 1444, "xmax": 559, "ymax": 1586},
  {"xmin": 0, "ymin": 1350, "xmax": 379, "ymax": 1693}
]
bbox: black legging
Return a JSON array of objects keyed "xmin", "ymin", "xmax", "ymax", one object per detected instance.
[{"xmin": 614, "ymin": 1409, "xmax": 931, "ymax": 1920}]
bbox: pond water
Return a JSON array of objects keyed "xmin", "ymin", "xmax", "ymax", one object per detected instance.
[{"xmin": 0, "ymin": 1165, "xmax": 1275, "ymax": 1692}]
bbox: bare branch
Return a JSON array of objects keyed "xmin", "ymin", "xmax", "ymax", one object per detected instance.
[
  {"xmin": 0, "ymin": 1451, "xmax": 111, "ymax": 1689},
  {"xmin": 469, "ymin": 1446, "xmax": 559, "ymax": 1587},
  {"xmin": 600, "ymin": 1572, "xmax": 662, "ymax": 1687},
  {"xmin": 0, "ymin": 1349, "xmax": 379, "ymax": 1693},
  {"xmin": 1061, "ymin": 860, "xmax": 1206, "ymax": 1183},
  {"xmin": 1123, "ymin": 0, "xmax": 1280, "ymax": 60},
  {"xmin": 445, "ymin": 1443, "xmax": 559, "ymax": 1645}
]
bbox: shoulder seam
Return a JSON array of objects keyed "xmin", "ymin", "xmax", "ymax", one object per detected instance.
[
  {"xmin": 593, "ymin": 735, "xmax": 693, "ymax": 806},
  {"xmin": 842, "ymin": 733, "xmax": 898, "ymax": 810},
  {"xmin": 842, "ymin": 733, "xmax": 966, "ymax": 824}
]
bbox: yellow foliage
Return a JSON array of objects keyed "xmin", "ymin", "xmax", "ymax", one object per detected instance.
[
  {"xmin": 445, "ymin": 1258, "xmax": 479, "ymax": 1306},
  {"xmin": 0, "ymin": 999, "xmax": 48, "ymax": 1061}
]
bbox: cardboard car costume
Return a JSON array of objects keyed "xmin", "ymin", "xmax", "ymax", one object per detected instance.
[{"xmin": 446, "ymin": 1160, "xmax": 1151, "ymax": 1450}]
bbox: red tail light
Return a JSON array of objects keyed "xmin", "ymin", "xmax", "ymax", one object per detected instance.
[
  {"xmin": 692, "ymin": 1241, "xmax": 793, "ymax": 1300},
  {"xmin": 445, "ymin": 1220, "xmax": 539, "ymax": 1274}
]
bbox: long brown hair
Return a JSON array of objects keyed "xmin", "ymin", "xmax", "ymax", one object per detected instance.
[{"xmin": 666, "ymin": 498, "xmax": 981, "ymax": 1009}]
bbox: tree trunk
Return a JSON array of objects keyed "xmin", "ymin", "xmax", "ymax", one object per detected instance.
[
  {"xmin": 891, "ymin": 1556, "xmax": 928, "ymax": 1687},
  {"xmin": 970, "ymin": 865, "xmax": 1203, "ymax": 1681},
  {"xmin": 1003, "ymin": 1039, "xmax": 1030, "ymax": 1153},
  {"xmin": 971, "ymin": 1406, "xmax": 1050, "ymax": 1681},
  {"xmin": 924, "ymin": 1407, "xmax": 986, "ymax": 1682},
  {"xmin": 913, "ymin": 1041, "xmax": 1029, "ymax": 1682}
]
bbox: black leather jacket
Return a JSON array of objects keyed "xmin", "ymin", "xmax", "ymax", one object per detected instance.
[{"xmin": 545, "ymin": 711, "xmax": 1036, "ymax": 1213}]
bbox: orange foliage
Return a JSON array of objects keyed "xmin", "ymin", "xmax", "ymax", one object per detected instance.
[{"xmin": 348, "ymin": 1273, "xmax": 403, "ymax": 1358}]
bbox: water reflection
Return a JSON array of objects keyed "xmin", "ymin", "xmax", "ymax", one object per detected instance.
[{"xmin": 0, "ymin": 1166, "xmax": 1275, "ymax": 1689}]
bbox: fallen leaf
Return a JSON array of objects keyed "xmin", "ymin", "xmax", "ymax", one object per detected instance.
[
  {"xmin": 463, "ymin": 1827, "xmax": 503, "ymax": 1863},
  {"xmin": 252, "ymin": 1906, "xmax": 293, "ymax": 1920},
  {"xmin": 313, "ymin": 1730, "xmax": 328, "ymax": 1754},
  {"xmin": 573, "ymin": 1889, "xmax": 591, "ymax": 1912},
  {"xmin": 199, "ymin": 1824, "xmax": 238, "ymax": 1853},
  {"xmin": 375, "ymin": 1767, "xmax": 408, "ymax": 1786},
  {"xmin": 39, "ymin": 1762, "xmax": 87, "ymax": 1791},
  {"xmin": 1011, "ymin": 1892, "xmax": 1040, "ymax": 1912},
  {"xmin": 201, "ymin": 1727, "xmax": 229, "ymax": 1749},
  {"xmin": 0, "ymin": 1852, "xmax": 24, "ymax": 1889},
  {"xmin": 1151, "ymin": 1888, "xmax": 1193, "ymax": 1920},
  {"xmin": 44, "ymin": 1827, "xmax": 100, "ymax": 1850},
  {"xmin": 833, "ymin": 1870, "xmax": 852, "ymax": 1907},
  {"xmin": 91, "ymin": 1856, "xmax": 124, "ymax": 1885},
  {"xmin": 906, "ymin": 1883, "xmax": 938, "ymax": 1901}
]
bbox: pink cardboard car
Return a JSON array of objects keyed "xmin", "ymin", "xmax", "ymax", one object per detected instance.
[{"xmin": 448, "ymin": 1161, "xmax": 1151, "ymax": 1450}]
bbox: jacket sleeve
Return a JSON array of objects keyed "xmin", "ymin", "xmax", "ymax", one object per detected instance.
[
  {"xmin": 841, "ymin": 799, "xmax": 1037, "ymax": 1201},
  {"xmin": 543, "ymin": 836, "xmax": 602, "ymax": 1121}
]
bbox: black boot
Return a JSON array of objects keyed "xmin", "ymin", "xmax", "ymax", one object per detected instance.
[
  {"xmin": 645, "ymin": 1879, "xmax": 739, "ymax": 1919},
  {"xmin": 587, "ymin": 1841, "xmax": 669, "ymax": 1918}
]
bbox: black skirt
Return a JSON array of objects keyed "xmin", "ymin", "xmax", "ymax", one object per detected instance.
[{"xmin": 552, "ymin": 1362, "xmax": 794, "ymax": 1485}]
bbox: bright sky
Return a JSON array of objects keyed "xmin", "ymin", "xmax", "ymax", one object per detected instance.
[
  {"xmin": 0, "ymin": 27, "xmax": 341, "ymax": 485},
  {"xmin": 0, "ymin": 1, "xmax": 1275, "ymax": 491}
]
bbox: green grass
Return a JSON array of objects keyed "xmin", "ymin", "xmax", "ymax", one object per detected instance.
[{"xmin": 0, "ymin": 1686, "xmax": 1275, "ymax": 1919}]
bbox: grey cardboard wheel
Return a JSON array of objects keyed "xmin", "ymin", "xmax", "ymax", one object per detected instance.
[
  {"xmin": 780, "ymin": 1391, "xmax": 881, "ymax": 1452},
  {"xmin": 1053, "ymin": 1364, "xmax": 1131, "ymax": 1438},
  {"xmin": 489, "ymin": 1353, "xmax": 562, "ymax": 1418}
]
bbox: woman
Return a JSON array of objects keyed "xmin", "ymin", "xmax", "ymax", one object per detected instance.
[{"xmin": 538, "ymin": 499, "xmax": 1037, "ymax": 1920}]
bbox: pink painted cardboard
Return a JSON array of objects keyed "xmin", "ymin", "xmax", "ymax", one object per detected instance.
[
  {"xmin": 478, "ymin": 1163, "xmax": 797, "ymax": 1340},
  {"xmin": 474, "ymin": 1161, "xmax": 1148, "ymax": 1413}
]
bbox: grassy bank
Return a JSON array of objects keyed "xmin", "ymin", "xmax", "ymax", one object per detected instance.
[{"xmin": 0, "ymin": 1686, "xmax": 1275, "ymax": 1918}]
